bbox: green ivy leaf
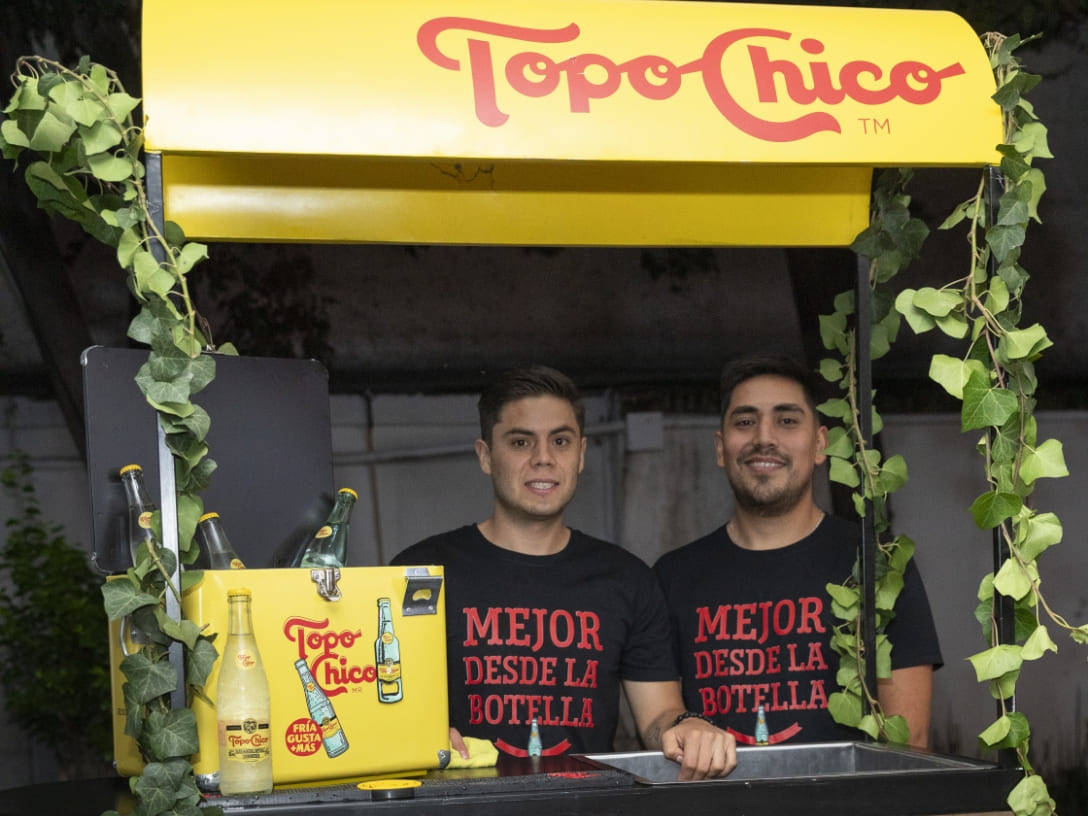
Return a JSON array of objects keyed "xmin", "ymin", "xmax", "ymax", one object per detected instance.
[
  {"xmin": 120, "ymin": 652, "xmax": 178, "ymax": 704},
  {"xmin": 967, "ymin": 643, "xmax": 1023, "ymax": 682},
  {"xmin": 146, "ymin": 707, "xmax": 200, "ymax": 759},
  {"xmin": 86, "ymin": 151, "xmax": 135, "ymax": 182},
  {"xmin": 969, "ymin": 491, "xmax": 1022, "ymax": 529},
  {"xmin": 106, "ymin": 91, "xmax": 142, "ymax": 121},
  {"xmin": 1021, "ymin": 624, "xmax": 1058, "ymax": 661},
  {"xmin": 79, "ymin": 118, "xmax": 124, "ymax": 156},
  {"xmin": 1020, "ymin": 168, "xmax": 1047, "ymax": 223},
  {"xmin": 1019, "ymin": 439, "xmax": 1068, "ymax": 484},
  {"xmin": 819, "ymin": 312, "xmax": 848, "ymax": 354},
  {"xmin": 133, "ymin": 761, "xmax": 183, "ymax": 814},
  {"xmin": 983, "ymin": 277, "xmax": 1010, "ymax": 315},
  {"xmin": 912, "ymin": 287, "xmax": 960, "ymax": 317},
  {"xmin": 823, "ymin": 426, "xmax": 855, "ymax": 459},
  {"xmin": 928, "ymin": 354, "xmax": 977, "ymax": 399},
  {"xmin": 1007, "ymin": 774, "xmax": 1055, "ymax": 816},
  {"xmin": 101, "ymin": 579, "xmax": 161, "ymax": 619},
  {"xmin": 979, "ymin": 714, "xmax": 1011, "ymax": 747},
  {"xmin": 817, "ymin": 397, "xmax": 850, "ymax": 420},
  {"xmin": 1013, "ymin": 121, "xmax": 1053, "ymax": 160},
  {"xmin": 829, "ymin": 457, "xmax": 860, "ymax": 488},
  {"xmin": 1000, "ymin": 324, "xmax": 1051, "ymax": 361},
  {"xmin": 827, "ymin": 690, "xmax": 862, "ymax": 728},
  {"xmin": 186, "ymin": 636, "xmax": 220, "ymax": 689},
  {"xmin": 993, "ymin": 557, "xmax": 1034, "ymax": 601},
  {"xmin": 826, "ymin": 582, "xmax": 859, "ymax": 617},
  {"xmin": 1016, "ymin": 512, "xmax": 1062, "ymax": 561},
  {"xmin": 27, "ymin": 109, "xmax": 77, "ymax": 152},
  {"xmin": 987, "ymin": 224, "xmax": 1026, "ymax": 264},
  {"xmin": 961, "ymin": 371, "xmax": 1018, "ymax": 431},
  {"xmin": 818, "ymin": 357, "xmax": 843, "ymax": 383},
  {"xmin": 882, "ymin": 714, "xmax": 910, "ymax": 745}
]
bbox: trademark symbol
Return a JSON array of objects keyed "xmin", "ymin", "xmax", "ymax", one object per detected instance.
[{"xmin": 858, "ymin": 118, "xmax": 892, "ymax": 135}]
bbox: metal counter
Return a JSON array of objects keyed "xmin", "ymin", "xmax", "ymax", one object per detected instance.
[{"xmin": 0, "ymin": 743, "xmax": 1020, "ymax": 816}]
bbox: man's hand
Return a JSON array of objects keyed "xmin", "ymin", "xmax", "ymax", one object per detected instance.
[{"xmin": 662, "ymin": 716, "xmax": 737, "ymax": 780}]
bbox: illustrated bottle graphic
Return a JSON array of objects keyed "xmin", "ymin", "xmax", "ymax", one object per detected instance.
[
  {"xmin": 216, "ymin": 588, "xmax": 273, "ymax": 795},
  {"xmin": 197, "ymin": 512, "xmax": 246, "ymax": 570},
  {"xmin": 755, "ymin": 704, "xmax": 769, "ymax": 745},
  {"xmin": 375, "ymin": 597, "xmax": 403, "ymax": 703},
  {"xmin": 294, "ymin": 659, "xmax": 349, "ymax": 758},
  {"xmin": 120, "ymin": 464, "xmax": 157, "ymax": 565},
  {"xmin": 298, "ymin": 488, "xmax": 358, "ymax": 568}
]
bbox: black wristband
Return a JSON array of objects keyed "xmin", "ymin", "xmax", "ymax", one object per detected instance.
[{"xmin": 672, "ymin": 711, "xmax": 716, "ymax": 728}]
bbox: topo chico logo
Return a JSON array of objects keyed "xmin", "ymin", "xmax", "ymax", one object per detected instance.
[
  {"xmin": 417, "ymin": 17, "xmax": 966, "ymax": 141},
  {"xmin": 284, "ymin": 616, "xmax": 377, "ymax": 696}
]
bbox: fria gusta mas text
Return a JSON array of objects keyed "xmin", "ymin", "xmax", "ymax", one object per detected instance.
[
  {"xmin": 417, "ymin": 18, "xmax": 966, "ymax": 140},
  {"xmin": 691, "ymin": 596, "xmax": 832, "ymax": 717},
  {"xmin": 462, "ymin": 607, "xmax": 603, "ymax": 728}
]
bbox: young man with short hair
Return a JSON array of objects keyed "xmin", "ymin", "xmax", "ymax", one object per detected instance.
[
  {"xmin": 394, "ymin": 365, "xmax": 736, "ymax": 779},
  {"xmin": 654, "ymin": 353, "xmax": 942, "ymax": 748}
]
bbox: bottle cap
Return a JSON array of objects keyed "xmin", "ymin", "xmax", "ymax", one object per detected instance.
[
  {"xmin": 120, "ymin": 464, "xmax": 143, "ymax": 474},
  {"xmin": 338, "ymin": 487, "xmax": 359, "ymax": 499},
  {"xmin": 227, "ymin": 588, "xmax": 252, "ymax": 599},
  {"xmin": 199, "ymin": 512, "xmax": 220, "ymax": 522},
  {"xmin": 357, "ymin": 779, "xmax": 420, "ymax": 800}
]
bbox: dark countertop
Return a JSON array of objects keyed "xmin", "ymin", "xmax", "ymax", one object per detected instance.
[{"xmin": 0, "ymin": 747, "xmax": 1021, "ymax": 816}]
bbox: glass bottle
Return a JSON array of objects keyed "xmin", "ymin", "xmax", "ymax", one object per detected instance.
[
  {"xmin": 217, "ymin": 588, "xmax": 273, "ymax": 795},
  {"xmin": 298, "ymin": 487, "xmax": 357, "ymax": 568},
  {"xmin": 375, "ymin": 597, "xmax": 403, "ymax": 703},
  {"xmin": 197, "ymin": 512, "xmax": 246, "ymax": 570},
  {"xmin": 120, "ymin": 464, "xmax": 157, "ymax": 566},
  {"xmin": 293, "ymin": 659, "xmax": 349, "ymax": 758},
  {"xmin": 755, "ymin": 704, "xmax": 769, "ymax": 745}
]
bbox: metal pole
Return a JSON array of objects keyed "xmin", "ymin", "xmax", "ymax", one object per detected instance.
[
  {"xmin": 145, "ymin": 151, "xmax": 186, "ymax": 711},
  {"xmin": 856, "ymin": 253, "xmax": 878, "ymax": 718}
]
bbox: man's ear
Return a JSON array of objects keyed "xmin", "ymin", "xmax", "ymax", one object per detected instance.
[
  {"xmin": 714, "ymin": 429, "xmax": 726, "ymax": 468},
  {"xmin": 475, "ymin": 438, "xmax": 492, "ymax": 475},
  {"xmin": 814, "ymin": 424, "xmax": 829, "ymax": 465}
]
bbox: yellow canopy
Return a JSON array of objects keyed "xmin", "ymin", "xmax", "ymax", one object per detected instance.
[{"xmin": 141, "ymin": 0, "xmax": 1002, "ymax": 246}]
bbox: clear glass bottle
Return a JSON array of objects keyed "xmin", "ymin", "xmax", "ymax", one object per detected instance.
[
  {"xmin": 375, "ymin": 597, "xmax": 403, "ymax": 703},
  {"xmin": 216, "ymin": 588, "xmax": 273, "ymax": 795},
  {"xmin": 298, "ymin": 488, "xmax": 357, "ymax": 568},
  {"xmin": 197, "ymin": 512, "xmax": 246, "ymax": 570},
  {"xmin": 293, "ymin": 659, "xmax": 349, "ymax": 758},
  {"xmin": 120, "ymin": 464, "xmax": 157, "ymax": 565}
]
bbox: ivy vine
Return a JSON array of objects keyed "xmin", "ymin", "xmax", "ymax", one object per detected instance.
[
  {"xmin": 820, "ymin": 33, "xmax": 1085, "ymax": 816},
  {"xmin": 1, "ymin": 56, "xmax": 232, "ymax": 816}
]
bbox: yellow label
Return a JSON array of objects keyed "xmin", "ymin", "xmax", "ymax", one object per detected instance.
[
  {"xmin": 138, "ymin": 511, "xmax": 153, "ymax": 529},
  {"xmin": 220, "ymin": 718, "xmax": 271, "ymax": 763},
  {"xmin": 229, "ymin": 558, "xmax": 246, "ymax": 569},
  {"xmin": 381, "ymin": 633, "xmax": 394, "ymax": 645},
  {"xmin": 234, "ymin": 650, "xmax": 258, "ymax": 671},
  {"xmin": 315, "ymin": 525, "xmax": 333, "ymax": 540},
  {"xmin": 377, "ymin": 662, "xmax": 402, "ymax": 682}
]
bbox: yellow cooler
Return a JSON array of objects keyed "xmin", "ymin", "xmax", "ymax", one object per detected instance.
[{"xmin": 109, "ymin": 565, "xmax": 448, "ymax": 788}]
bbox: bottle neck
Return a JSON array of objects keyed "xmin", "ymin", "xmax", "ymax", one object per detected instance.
[
  {"xmin": 328, "ymin": 493, "xmax": 357, "ymax": 524},
  {"xmin": 122, "ymin": 471, "xmax": 156, "ymax": 508},
  {"xmin": 228, "ymin": 596, "xmax": 254, "ymax": 637}
]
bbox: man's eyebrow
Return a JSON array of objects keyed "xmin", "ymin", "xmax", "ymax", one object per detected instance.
[
  {"xmin": 727, "ymin": 403, "xmax": 807, "ymax": 417},
  {"xmin": 501, "ymin": 424, "xmax": 579, "ymax": 437}
]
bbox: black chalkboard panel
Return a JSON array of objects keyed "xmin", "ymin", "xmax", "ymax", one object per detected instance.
[{"xmin": 81, "ymin": 346, "xmax": 333, "ymax": 572}]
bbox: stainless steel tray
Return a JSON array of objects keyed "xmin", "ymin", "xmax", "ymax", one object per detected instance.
[{"xmin": 579, "ymin": 741, "xmax": 997, "ymax": 786}]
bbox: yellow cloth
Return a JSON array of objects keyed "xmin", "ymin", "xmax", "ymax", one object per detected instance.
[{"xmin": 445, "ymin": 736, "xmax": 499, "ymax": 769}]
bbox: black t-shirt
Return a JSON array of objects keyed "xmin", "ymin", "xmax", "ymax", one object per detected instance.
[
  {"xmin": 392, "ymin": 525, "xmax": 678, "ymax": 756},
  {"xmin": 653, "ymin": 515, "xmax": 942, "ymax": 744}
]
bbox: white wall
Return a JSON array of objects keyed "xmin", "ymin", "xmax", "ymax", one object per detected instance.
[{"xmin": 1, "ymin": 393, "xmax": 1086, "ymax": 789}]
